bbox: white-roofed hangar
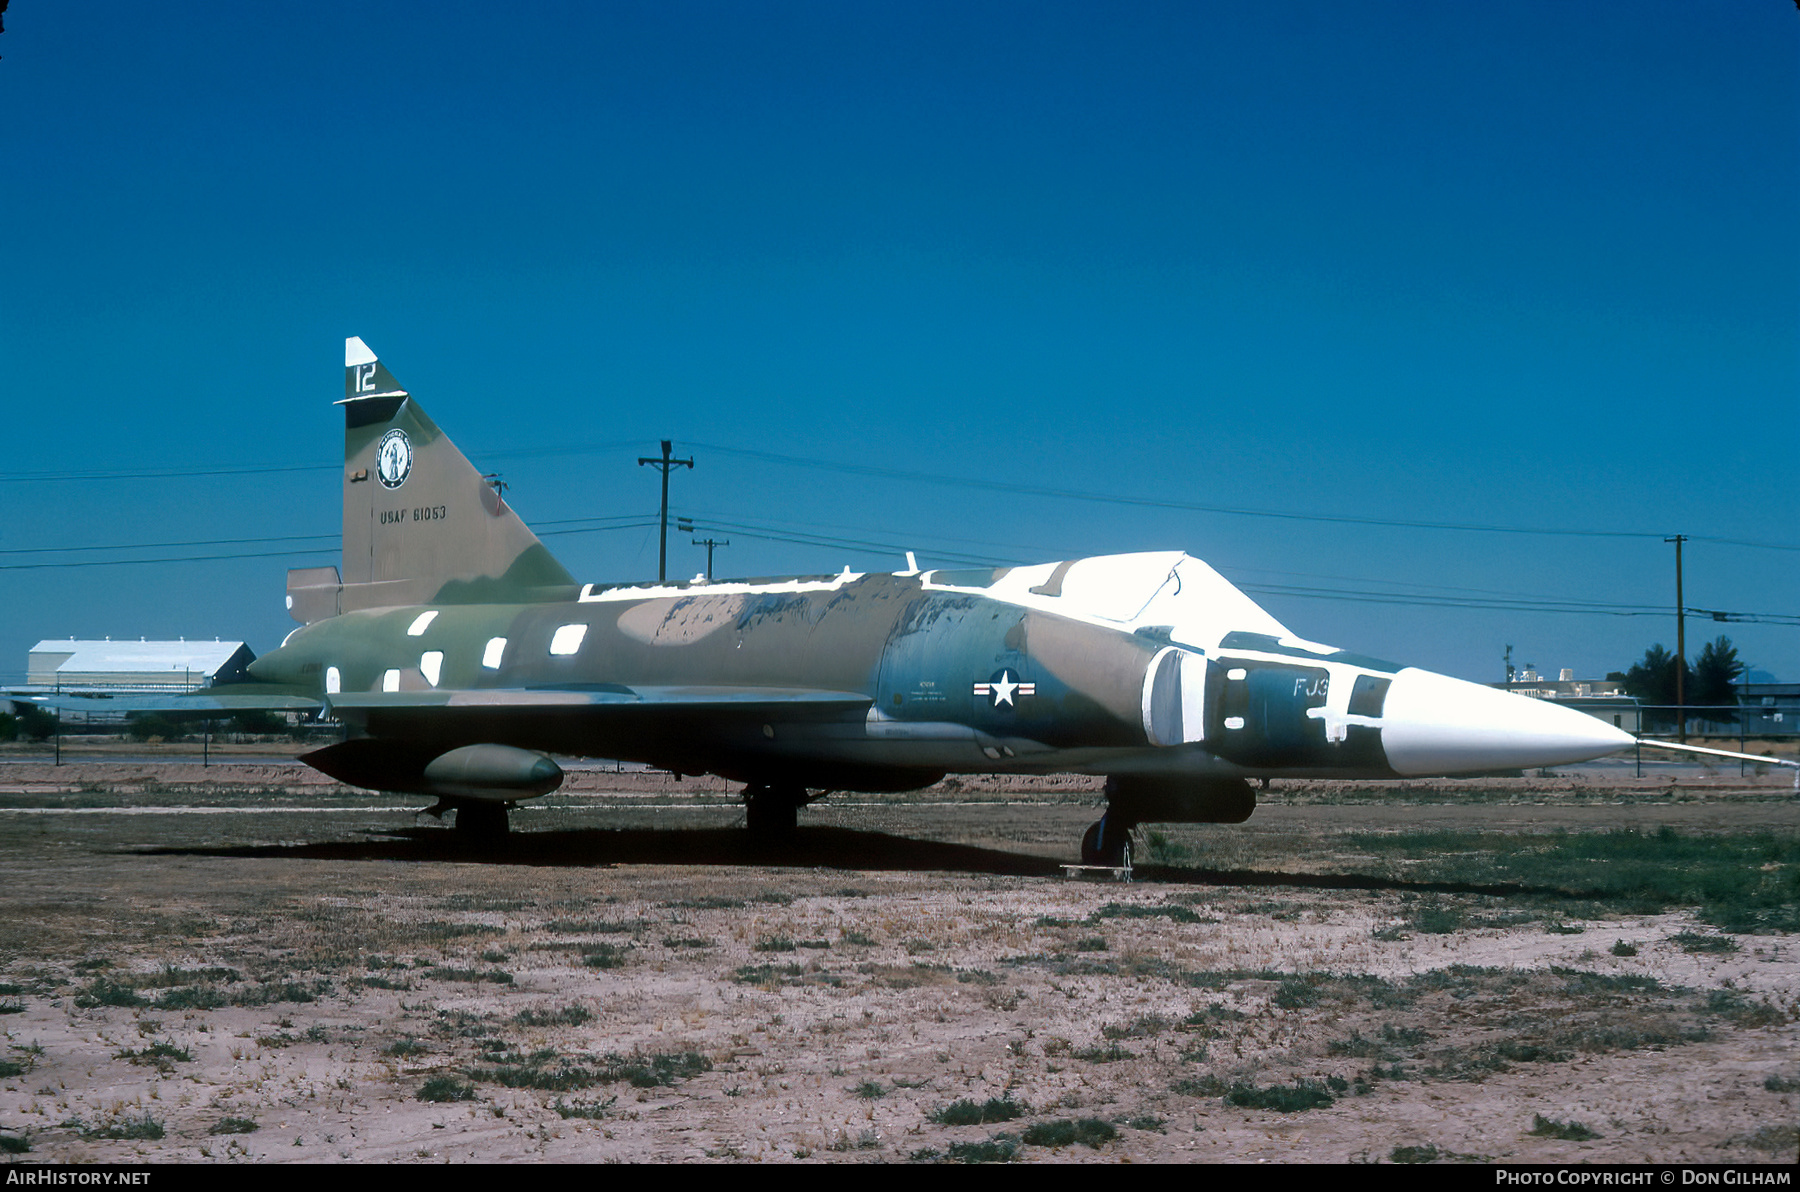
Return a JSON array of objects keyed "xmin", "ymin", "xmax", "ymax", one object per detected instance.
[{"xmin": 27, "ymin": 639, "xmax": 254, "ymax": 691}]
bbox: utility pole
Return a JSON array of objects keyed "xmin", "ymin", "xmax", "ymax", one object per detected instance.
[
  {"xmin": 692, "ymin": 537, "xmax": 729, "ymax": 580},
  {"xmin": 638, "ymin": 440, "xmax": 693, "ymax": 583},
  {"xmin": 677, "ymin": 519, "xmax": 729, "ymax": 581},
  {"xmin": 1666, "ymin": 535, "xmax": 1687, "ymax": 742}
]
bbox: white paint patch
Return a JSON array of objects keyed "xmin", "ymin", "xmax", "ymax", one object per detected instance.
[
  {"xmin": 420, "ymin": 651, "xmax": 443, "ymax": 687},
  {"xmin": 482, "ymin": 637, "xmax": 507, "ymax": 669},
  {"xmin": 345, "ymin": 336, "xmax": 377, "ymax": 367},
  {"xmin": 325, "ymin": 667, "xmax": 341, "ymax": 695},
  {"xmin": 616, "ymin": 595, "xmax": 746, "ymax": 646},
  {"xmin": 1277, "ymin": 635, "xmax": 1341, "ymax": 656},
  {"xmin": 549, "ymin": 624, "xmax": 587, "ymax": 655},
  {"xmin": 923, "ymin": 551, "xmax": 1290, "ymax": 653},
  {"xmin": 382, "ymin": 669, "xmax": 400, "ymax": 692},
  {"xmin": 579, "ymin": 572, "xmax": 862, "ymax": 602},
  {"xmin": 1224, "ymin": 716, "xmax": 1245, "ymax": 730},
  {"xmin": 1227, "ymin": 668, "xmax": 1247, "ymax": 681},
  {"xmin": 407, "ymin": 611, "xmax": 438, "ymax": 636}
]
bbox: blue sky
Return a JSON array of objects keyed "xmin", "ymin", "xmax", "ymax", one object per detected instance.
[{"xmin": 2, "ymin": 1, "xmax": 1795, "ymax": 687}]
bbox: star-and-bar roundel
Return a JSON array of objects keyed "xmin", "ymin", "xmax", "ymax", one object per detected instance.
[{"xmin": 972, "ymin": 668, "xmax": 1035, "ymax": 709}]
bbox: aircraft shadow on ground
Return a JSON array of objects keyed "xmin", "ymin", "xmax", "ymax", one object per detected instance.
[
  {"xmin": 130, "ymin": 826, "xmax": 1062, "ymax": 876},
  {"xmin": 127, "ymin": 827, "xmax": 1593, "ymax": 900}
]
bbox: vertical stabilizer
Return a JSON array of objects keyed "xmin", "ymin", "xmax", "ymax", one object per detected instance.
[{"xmin": 334, "ymin": 337, "xmax": 575, "ymax": 613}]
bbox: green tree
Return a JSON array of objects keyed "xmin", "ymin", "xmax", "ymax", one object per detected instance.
[
  {"xmin": 1623, "ymin": 644, "xmax": 1688, "ymax": 732},
  {"xmin": 228, "ymin": 710, "xmax": 286, "ymax": 736},
  {"xmin": 17, "ymin": 707, "xmax": 58, "ymax": 742},
  {"xmin": 126, "ymin": 713, "xmax": 186, "ymax": 743},
  {"xmin": 1689, "ymin": 636, "xmax": 1744, "ymax": 725}
]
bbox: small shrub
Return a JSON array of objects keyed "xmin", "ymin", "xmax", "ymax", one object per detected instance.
[
  {"xmin": 1091, "ymin": 902, "xmax": 1203, "ymax": 924},
  {"xmin": 930, "ymin": 1096, "xmax": 1027, "ymax": 1126},
  {"xmin": 1610, "ymin": 940, "xmax": 1638, "ymax": 957},
  {"xmin": 611, "ymin": 1050, "xmax": 712, "ymax": 1088},
  {"xmin": 852, "ymin": 1081, "xmax": 888, "ymax": 1099},
  {"xmin": 418, "ymin": 1076, "xmax": 477, "ymax": 1102},
  {"xmin": 1072, "ymin": 1041, "xmax": 1133, "ymax": 1063},
  {"xmin": 513, "ymin": 1006, "xmax": 592, "ymax": 1028},
  {"xmin": 117, "ymin": 1041, "xmax": 192, "ymax": 1069},
  {"xmin": 1704, "ymin": 990, "xmax": 1784, "ymax": 1028},
  {"xmin": 754, "ymin": 937, "xmax": 797, "ymax": 953},
  {"xmin": 1671, "ymin": 931, "xmax": 1739, "ymax": 955},
  {"xmin": 1225, "ymin": 1081, "xmax": 1334, "ymax": 1113},
  {"xmin": 1528, "ymin": 1114, "xmax": 1598, "ymax": 1141},
  {"xmin": 1391, "ymin": 1143, "xmax": 1440, "ymax": 1163},
  {"xmin": 0, "ymin": 1134, "xmax": 28, "ymax": 1154},
  {"xmin": 580, "ymin": 946, "xmax": 627, "ymax": 971},
  {"xmin": 1743, "ymin": 1124, "xmax": 1800, "ymax": 1154},
  {"xmin": 1763, "ymin": 1074, "xmax": 1800, "ymax": 1093},
  {"xmin": 155, "ymin": 986, "xmax": 229, "ymax": 1010},
  {"xmin": 944, "ymin": 1136, "xmax": 1019, "ymax": 1163},
  {"xmin": 209, "ymin": 1117, "xmax": 259, "ymax": 1135},
  {"xmin": 85, "ymin": 1114, "xmax": 164, "ymax": 1140},
  {"xmin": 1021, "ymin": 1118, "xmax": 1116, "ymax": 1148},
  {"xmin": 426, "ymin": 967, "xmax": 514, "ymax": 984},
  {"xmin": 228, "ymin": 979, "xmax": 330, "ymax": 1006},
  {"xmin": 74, "ymin": 979, "xmax": 147, "ymax": 1009},
  {"xmin": 550, "ymin": 1097, "xmax": 615, "ymax": 1120}
]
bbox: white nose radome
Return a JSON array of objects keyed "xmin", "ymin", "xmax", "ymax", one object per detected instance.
[{"xmin": 1381, "ymin": 667, "xmax": 1635, "ymax": 777}]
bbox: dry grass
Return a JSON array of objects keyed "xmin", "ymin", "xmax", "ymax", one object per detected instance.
[{"xmin": 0, "ymin": 765, "xmax": 1793, "ymax": 1162}]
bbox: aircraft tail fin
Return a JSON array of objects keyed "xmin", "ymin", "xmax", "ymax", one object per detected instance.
[{"xmin": 308, "ymin": 337, "xmax": 575, "ymax": 621}]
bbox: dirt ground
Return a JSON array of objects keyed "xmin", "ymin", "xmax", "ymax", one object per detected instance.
[{"xmin": 0, "ymin": 759, "xmax": 1795, "ymax": 1165}]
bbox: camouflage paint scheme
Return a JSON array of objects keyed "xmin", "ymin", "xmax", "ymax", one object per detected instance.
[{"xmin": 56, "ymin": 339, "xmax": 1641, "ymax": 846}]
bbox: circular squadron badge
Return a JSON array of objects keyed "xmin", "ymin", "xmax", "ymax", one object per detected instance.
[{"xmin": 376, "ymin": 428, "xmax": 413, "ymax": 489}]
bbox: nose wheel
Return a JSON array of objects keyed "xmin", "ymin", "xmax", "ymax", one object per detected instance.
[{"xmin": 1080, "ymin": 814, "xmax": 1132, "ymax": 869}]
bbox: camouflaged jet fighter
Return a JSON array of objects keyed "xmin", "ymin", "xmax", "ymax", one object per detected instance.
[{"xmin": 207, "ymin": 337, "xmax": 1635, "ymax": 860}]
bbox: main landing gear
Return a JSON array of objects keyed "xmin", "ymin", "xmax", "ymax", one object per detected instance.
[
  {"xmin": 1080, "ymin": 813, "xmax": 1133, "ymax": 870},
  {"xmin": 453, "ymin": 802, "xmax": 510, "ymax": 838},
  {"xmin": 743, "ymin": 784, "xmax": 809, "ymax": 842}
]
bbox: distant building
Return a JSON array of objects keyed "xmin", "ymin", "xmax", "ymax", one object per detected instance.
[
  {"xmin": 1737, "ymin": 683, "xmax": 1799, "ymax": 737},
  {"xmin": 1492, "ymin": 668, "xmax": 1640, "ymax": 734},
  {"xmin": 26, "ymin": 639, "xmax": 254, "ymax": 691}
]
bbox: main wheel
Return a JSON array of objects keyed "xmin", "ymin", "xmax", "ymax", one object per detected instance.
[
  {"xmin": 744, "ymin": 785, "xmax": 802, "ymax": 841},
  {"xmin": 1080, "ymin": 815, "xmax": 1131, "ymax": 867},
  {"xmin": 455, "ymin": 802, "xmax": 510, "ymax": 838}
]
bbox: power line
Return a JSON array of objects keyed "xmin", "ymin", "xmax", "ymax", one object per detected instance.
[
  {"xmin": 0, "ymin": 548, "xmax": 338, "ymax": 572},
  {"xmin": 686, "ymin": 442, "xmax": 1800, "ymax": 552},
  {"xmin": 0, "ymin": 533, "xmax": 338, "ymax": 557},
  {"xmin": 12, "ymin": 434, "xmax": 1793, "ymax": 552}
]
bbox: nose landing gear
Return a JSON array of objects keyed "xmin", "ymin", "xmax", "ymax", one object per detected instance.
[{"xmin": 1079, "ymin": 813, "xmax": 1133, "ymax": 870}]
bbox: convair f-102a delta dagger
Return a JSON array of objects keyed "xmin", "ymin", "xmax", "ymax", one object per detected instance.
[{"xmin": 144, "ymin": 339, "xmax": 1647, "ymax": 861}]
